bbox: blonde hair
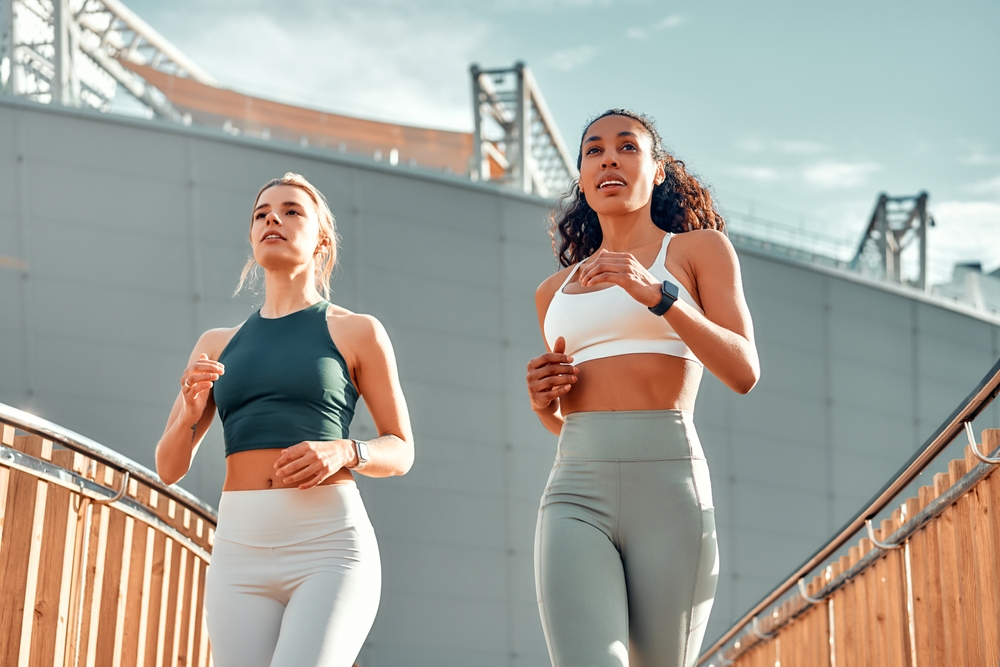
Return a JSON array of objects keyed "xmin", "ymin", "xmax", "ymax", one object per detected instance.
[{"xmin": 236, "ymin": 172, "xmax": 340, "ymax": 299}]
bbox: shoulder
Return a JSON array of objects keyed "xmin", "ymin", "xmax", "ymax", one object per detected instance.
[
  {"xmin": 535, "ymin": 264, "xmax": 575, "ymax": 308},
  {"xmin": 195, "ymin": 325, "xmax": 241, "ymax": 360},
  {"xmin": 326, "ymin": 306, "xmax": 390, "ymax": 347},
  {"xmin": 672, "ymin": 228, "xmax": 738, "ymax": 262}
]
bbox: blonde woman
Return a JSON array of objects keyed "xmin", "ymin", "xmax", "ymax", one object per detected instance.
[{"xmin": 155, "ymin": 173, "xmax": 413, "ymax": 667}]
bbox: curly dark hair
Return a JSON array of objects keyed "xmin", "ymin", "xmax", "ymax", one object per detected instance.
[{"xmin": 551, "ymin": 109, "xmax": 726, "ymax": 267}]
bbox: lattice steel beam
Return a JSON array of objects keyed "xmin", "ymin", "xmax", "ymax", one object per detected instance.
[
  {"xmin": 0, "ymin": 0, "xmax": 213, "ymax": 119},
  {"xmin": 850, "ymin": 192, "xmax": 932, "ymax": 290},
  {"xmin": 471, "ymin": 62, "xmax": 577, "ymax": 198}
]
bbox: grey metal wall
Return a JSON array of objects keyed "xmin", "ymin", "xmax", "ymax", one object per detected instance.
[{"xmin": 1, "ymin": 97, "xmax": 998, "ymax": 665}]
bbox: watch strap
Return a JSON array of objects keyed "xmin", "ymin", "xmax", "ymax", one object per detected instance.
[
  {"xmin": 648, "ymin": 280, "xmax": 679, "ymax": 316},
  {"xmin": 350, "ymin": 439, "xmax": 370, "ymax": 469}
]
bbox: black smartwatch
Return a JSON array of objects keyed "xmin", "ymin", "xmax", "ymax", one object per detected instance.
[{"xmin": 648, "ymin": 280, "xmax": 679, "ymax": 316}]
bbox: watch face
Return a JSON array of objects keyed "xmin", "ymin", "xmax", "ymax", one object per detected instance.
[{"xmin": 357, "ymin": 441, "xmax": 370, "ymax": 462}]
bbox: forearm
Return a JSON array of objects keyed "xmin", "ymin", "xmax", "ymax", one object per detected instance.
[
  {"xmin": 533, "ymin": 402, "xmax": 565, "ymax": 436},
  {"xmin": 354, "ymin": 433, "xmax": 414, "ymax": 478},
  {"xmin": 155, "ymin": 413, "xmax": 201, "ymax": 485},
  {"xmin": 666, "ymin": 302, "xmax": 759, "ymax": 393}
]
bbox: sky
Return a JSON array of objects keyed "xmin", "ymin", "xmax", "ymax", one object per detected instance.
[{"xmin": 126, "ymin": 0, "xmax": 1000, "ymax": 286}]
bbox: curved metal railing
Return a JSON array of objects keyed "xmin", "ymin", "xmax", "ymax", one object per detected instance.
[
  {"xmin": 0, "ymin": 401, "xmax": 216, "ymax": 666},
  {"xmin": 699, "ymin": 356, "xmax": 1000, "ymax": 666}
]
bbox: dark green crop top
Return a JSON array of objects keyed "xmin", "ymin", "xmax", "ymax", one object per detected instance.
[{"xmin": 213, "ymin": 301, "xmax": 359, "ymax": 456}]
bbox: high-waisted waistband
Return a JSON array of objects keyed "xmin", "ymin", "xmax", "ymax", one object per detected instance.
[
  {"xmin": 558, "ymin": 409, "xmax": 704, "ymax": 461},
  {"xmin": 215, "ymin": 483, "xmax": 370, "ymax": 548}
]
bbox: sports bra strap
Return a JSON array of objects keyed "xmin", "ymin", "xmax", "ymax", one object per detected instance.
[
  {"xmin": 558, "ymin": 262, "xmax": 582, "ymax": 292},
  {"xmin": 653, "ymin": 232, "xmax": 672, "ymax": 268}
]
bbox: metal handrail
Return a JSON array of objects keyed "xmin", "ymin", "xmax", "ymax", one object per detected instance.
[
  {"xmin": 0, "ymin": 401, "xmax": 217, "ymax": 522},
  {"xmin": 698, "ymin": 355, "xmax": 1000, "ymax": 664}
]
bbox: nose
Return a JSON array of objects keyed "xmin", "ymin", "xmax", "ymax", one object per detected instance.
[
  {"xmin": 265, "ymin": 211, "xmax": 281, "ymax": 225},
  {"xmin": 602, "ymin": 155, "xmax": 619, "ymax": 168}
]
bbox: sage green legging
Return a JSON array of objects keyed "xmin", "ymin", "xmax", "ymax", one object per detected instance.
[{"xmin": 534, "ymin": 410, "xmax": 719, "ymax": 667}]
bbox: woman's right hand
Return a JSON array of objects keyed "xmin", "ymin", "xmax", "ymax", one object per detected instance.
[
  {"xmin": 526, "ymin": 337, "xmax": 578, "ymax": 412},
  {"xmin": 179, "ymin": 353, "xmax": 224, "ymax": 419}
]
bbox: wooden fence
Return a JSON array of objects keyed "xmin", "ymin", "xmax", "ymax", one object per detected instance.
[
  {"xmin": 713, "ymin": 428, "xmax": 1000, "ymax": 667},
  {"xmin": 0, "ymin": 416, "xmax": 216, "ymax": 667}
]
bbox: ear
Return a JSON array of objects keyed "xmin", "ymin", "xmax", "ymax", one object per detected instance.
[{"xmin": 654, "ymin": 160, "xmax": 666, "ymax": 186}]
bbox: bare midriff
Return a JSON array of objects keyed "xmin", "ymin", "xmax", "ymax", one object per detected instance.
[
  {"xmin": 222, "ymin": 449, "xmax": 355, "ymax": 491},
  {"xmin": 559, "ymin": 353, "xmax": 703, "ymax": 416}
]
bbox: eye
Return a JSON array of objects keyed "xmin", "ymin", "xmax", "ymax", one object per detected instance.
[
  {"xmin": 287, "ymin": 209, "xmax": 299, "ymax": 215},
  {"xmin": 254, "ymin": 212, "xmax": 266, "ymax": 219},
  {"xmin": 621, "ymin": 142, "xmax": 637, "ymax": 151},
  {"xmin": 585, "ymin": 146, "xmax": 601, "ymax": 155}
]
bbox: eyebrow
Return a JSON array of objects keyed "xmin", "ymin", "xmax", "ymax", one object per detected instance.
[
  {"xmin": 254, "ymin": 201, "xmax": 304, "ymax": 212},
  {"xmin": 584, "ymin": 130, "xmax": 640, "ymax": 144}
]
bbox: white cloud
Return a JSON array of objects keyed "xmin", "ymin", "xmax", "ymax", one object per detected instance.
[
  {"xmin": 657, "ymin": 15, "xmax": 684, "ymax": 29},
  {"xmin": 545, "ymin": 46, "xmax": 596, "ymax": 72},
  {"xmin": 736, "ymin": 138, "xmax": 766, "ymax": 153},
  {"xmin": 776, "ymin": 140, "xmax": 827, "ymax": 155},
  {"xmin": 732, "ymin": 166, "xmax": 780, "ymax": 183},
  {"xmin": 961, "ymin": 144, "xmax": 1000, "ymax": 166},
  {"xmin": 968, "ymin": 175, "xmax": 1000, "ymax": 196},
  {"xmin": 176, "ymin": 7, "xmax": 488, "ymax": 131},
  {"xmin": 927, "ymin": 200, "xmax": 1000, "ymax": 282},
  {"xmin": 803, "ymin": 161, "xmax": 880, "ymax": 189},
  {"xmin": 736, "ymin": 138, "xmax": 826, "ymax": 155},
  {"xmin": 626, "ymin": 27, "xmax": 647, "ymax": 40}
]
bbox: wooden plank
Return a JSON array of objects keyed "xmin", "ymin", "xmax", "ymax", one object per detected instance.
[
  {"xmin": 880, "ymin": 517, "xmax": 907, "ymax": 667},
  {"xmin": 183, "ymin": 555, "xmax": 201, "ymax": 667},
  {"xmin": 94, "ymin": 470, "xmax": 129, "ymax": 667},
  {"xmin": 170, "ymin": 548, "xmax": 190, "ymax": 667},
  {"xmin": 120, "ymin": 484, "xmax": 152, "ymax": 667},
  {"xmin": 978, "ymin": 429, "xmax": 1000, "ymax": 665},
  {"xmin": 110, "ymin": 516, "xmax": 135, "ymax": 667},
  {"xmin": 830, "ymin": 562, "xmax": 846, "ymax": 667},
  {"xmin": 134, "ymin": 525, "xmax": 157, "ymax": 667},
  {"xmin": 933, "ymin": 469, "xmax": 965, "ymax": 665},
  {"xmin": 154, "ymin": 537, "xmax": 175, "ymax": 667},
  {"xmin": 55, "ymin": 451, "xmax": 84, "ymax": 667},
  {"xmin": 17, "ymin": 476, "xmax": 48, "ymax": 667},
  {"xmin": 29, "ymin": 449, "xmax": 78, "ymax": 667},
  {"xmin": 0, "ymin": 465, "xmax": 10, "ymax": 550},
  {"xmin": 947, "ymin": 459, "xmax": 981, "ymax": 667},
  {"xmin": 917, "ymin": 485, "xmax": 946, "ymax": 667},
  {"xmin": 0, "ymin": 435, "xmax": 43, "ymax": 666},
  {"xmin": 905, "ymin": 497, "xmax": 929, "ymax": 667}
]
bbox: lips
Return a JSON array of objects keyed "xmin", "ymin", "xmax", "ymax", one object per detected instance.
[
  {"xmin": 597, "ymin": 174, "xmax": 627, "ymax": 190},
  {"xmin": 261, "ymin": 231, "xmax": 286, "ymax": 242}
]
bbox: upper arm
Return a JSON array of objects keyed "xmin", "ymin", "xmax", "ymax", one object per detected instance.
[
  {"xmin": 351, "ymin": 316, "xmax": 413, "ymax": 443},
  {"xmin": 535, "ymin": 269, "xmax": 569, "ymax": 352},
  {"xmin": 688, "ymin": 231, "xmax": 755, "ymax": 343}
]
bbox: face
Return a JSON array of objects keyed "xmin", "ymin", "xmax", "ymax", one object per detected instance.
[
  {"xmin": 578, "ymin": 114, "xmax": 665, "ymax": 217},
  {"xmin": 250, "ymin": 184, "xmax": 329, "ymax": 272}
]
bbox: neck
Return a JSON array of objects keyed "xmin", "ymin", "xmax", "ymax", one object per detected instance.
[
  {"xmin": 260, "ymin": 266, "xmax": 323, "ymax": 318},
  {"xmin": 597, "ymin": 204, "xmax": 664, "ymax": 253}
]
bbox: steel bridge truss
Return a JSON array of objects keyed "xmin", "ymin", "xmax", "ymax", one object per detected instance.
[
  {"xmin": 0, "ymin": 0, "xmax": 214, "ymax": 119},
  {"xmin": 471, "ymin": 62, "xmax": 577, "ymax": 198},
  {"xmin": 850, "ymin": 192, "xmax": 933, "ymax": 290}
]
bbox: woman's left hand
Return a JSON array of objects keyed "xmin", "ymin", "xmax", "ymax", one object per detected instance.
[
  {"xmin": 577, "ymin": 249, "xmax": 662, "ymax": 308},
  {"xmin": 274, "ymin": 440, "xmax": 356, "ymax": 490}
]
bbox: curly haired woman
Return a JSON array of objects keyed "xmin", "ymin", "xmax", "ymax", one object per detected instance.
[{"xmin": 526, "ymin": 110, "xmax": 759, "ymax": 667}]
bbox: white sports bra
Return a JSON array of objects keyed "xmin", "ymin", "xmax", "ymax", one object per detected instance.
[{"xmin": 543, "ymin": 233, "xmax": 704, "ymax": 366}]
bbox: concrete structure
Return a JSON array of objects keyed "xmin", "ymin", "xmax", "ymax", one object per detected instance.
[{"xmin": 1, "ymin": 96, "xmax": 998, "ymax": 665}]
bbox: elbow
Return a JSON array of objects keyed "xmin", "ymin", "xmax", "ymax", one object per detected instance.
[
  {"xmin": 733, "ymin": 365, "xmax": 760, "ymax": 395},
  {"xmin": 155, "ymin": 446, "xmax": 186, "ymax": 486},
  {"xmin": 392, "ymin": 440, "xmax": 415, "ymax": 476}
]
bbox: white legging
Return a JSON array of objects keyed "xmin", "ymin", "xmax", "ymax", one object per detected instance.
[{"xmin": 205, "ymin": 484, "xmax": 381, "ymax": 667}]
